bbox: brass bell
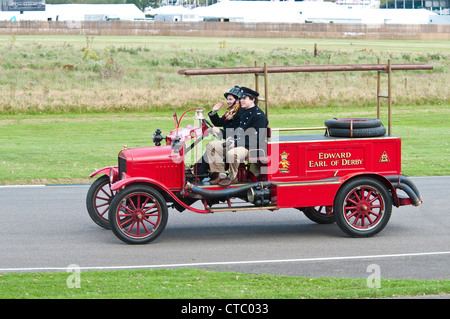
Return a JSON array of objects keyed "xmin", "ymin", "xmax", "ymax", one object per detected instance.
[{"xmin": 193, "ymin": 109, "xmax": 205, "ymax": 120}]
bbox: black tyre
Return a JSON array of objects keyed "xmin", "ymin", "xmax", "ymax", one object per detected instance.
[
  {"xmin": 301, "ymin": 206, "xmax": 335, "ymax": 224},
  {"xmin": 325, "ymin": 118, "xmax": 382, "ymax": 129},
  {"xmin": 86, "ymin": 175, "xmax": 114, "ymax": 229},
  {"xmin": 108, "ymin": 185, "xmax": 168, "ymax": 244},
  {"xmin": 334, "ymin": 177, "xmax": 392, "ymax": 237},
  {"xmin": 328, "ymin": 126, "xmax": 386, "ymax": 138}
]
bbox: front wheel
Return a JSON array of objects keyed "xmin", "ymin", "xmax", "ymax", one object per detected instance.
[
  {"xmin": 86, "ymin": 175, "xmax": 114, "ymax": 229},
  {"xmin": 334, "ymin": 177, "xmax": 392, "ymax": 237},
  {"xmin": 108, "ymin": 185, "xmax": 168, "ymax": 244}
]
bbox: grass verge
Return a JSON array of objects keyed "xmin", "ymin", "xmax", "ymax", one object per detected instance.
[{"xmin": 1, "ymin": 268, "xmax": 449, "ymax": 299}]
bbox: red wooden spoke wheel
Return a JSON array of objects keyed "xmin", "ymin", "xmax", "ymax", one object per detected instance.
[
  {"xmin": 86, "ymin": 175, "xmax": 115, "ymax": 229},
  {"xmin": 334, "ymin": 177, "xmax": 392, "ymax": 237},
  {"xmin": 109, "ymin": 185, "xmax": 168, "ymax": 244},
  {"xmin": 301, "ymin": 206, "xmax": 335, "ymax": 224}
]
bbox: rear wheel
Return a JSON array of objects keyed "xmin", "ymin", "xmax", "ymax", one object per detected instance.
[
  {"xmin": 108, "ymin": 185, "xmax": 168, "ymax": 244},
  {"xmin": 301, "ymin": 206, "xmax": 335, "ymax": 224},
  {"xmin": 86, "ymin": 175, "xmax": 114, "ymax": 229},
  {"xmin": 334, "ymin": 177, "xmax": 392, "ymax": 237}
]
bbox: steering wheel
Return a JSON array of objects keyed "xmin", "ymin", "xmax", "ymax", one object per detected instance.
[{"xmin": 202, "ymin": 119, "xmax": 221, "ymax": 140}]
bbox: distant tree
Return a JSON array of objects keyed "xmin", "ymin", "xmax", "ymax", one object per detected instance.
[{"xmin": 126, "ymin": 0, "xmax": 152, "ymax": 11}]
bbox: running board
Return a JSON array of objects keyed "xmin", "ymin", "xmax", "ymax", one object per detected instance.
[{"xmin": 209, "ymin": 205, "xmax": 278, "ymax": 213}]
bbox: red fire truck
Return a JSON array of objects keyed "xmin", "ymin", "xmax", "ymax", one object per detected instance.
[{"xmin": 86, "ymin": 61, "xmax": 431, "ymax": 244}]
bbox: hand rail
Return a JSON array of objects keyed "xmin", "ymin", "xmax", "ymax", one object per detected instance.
[
  {"xmin": 178, "ymin": 63, "xmax": 433, "ymax": 76},
  {"xmin": 179, "ymin": 62, "xmax": 433, "ymax": 136}
]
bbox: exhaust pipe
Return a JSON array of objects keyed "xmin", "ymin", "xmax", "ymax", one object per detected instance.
[
  {"xmin": 390, "ymin": 182, "xmax": 421, "ymax": 206},
  {"xmin": 185, "ymin": 181, "xmax": 271, "ymax": 200},
  {"xmin": 385, "ymin": 175, "xmax": 422, "ymax": 206}
]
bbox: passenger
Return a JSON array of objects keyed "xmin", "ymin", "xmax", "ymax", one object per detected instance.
[
  {"xmin": 208, "ymin": 85, "xmax": 241, "ymax": 139},
  {"xmin": 206, "ymin": 87, "xmax": 269, "ymax": 186},
  {"xmin": 194, "ymin": 86, "xmax": 241, "ymax": 179}
]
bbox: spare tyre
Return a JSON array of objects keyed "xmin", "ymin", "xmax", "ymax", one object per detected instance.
[
  {"xmin": 325, "ymin": 118, "xmax": 382, "ymax": 129},
  {"xmin": 328, "ymin": 126, "xmax": 386, "ymax": 138}
]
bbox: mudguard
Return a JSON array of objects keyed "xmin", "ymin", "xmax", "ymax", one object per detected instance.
[
  {"xmin": 337, "ymin": 172, "xmax": 401, "ymax": 207},
  {"xmin": 89, "ymin": 166, "xmax": 119, "ymax": 182}
]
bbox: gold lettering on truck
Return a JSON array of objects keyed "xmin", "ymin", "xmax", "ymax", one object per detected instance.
[
  {"xmin": 318, "ymin": 152, "xmax": 352, "ymax": 160},
  {"xmin": 309, "ymin": 152, "xmax": 363, "ymax": 168}
]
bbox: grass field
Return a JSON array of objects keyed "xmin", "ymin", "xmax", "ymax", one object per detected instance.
[
  {"xmin": 0, "ymin": 35, "xmax": 448, "ymax": 113},
  {"xmin": 0, "ymin": 35, "xmax": 449, "ymax": 299}
]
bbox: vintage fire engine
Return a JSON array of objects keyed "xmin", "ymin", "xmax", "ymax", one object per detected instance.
[{"xmin": 86, "ymin": 61, "xmax": 431, "ymax": 244}]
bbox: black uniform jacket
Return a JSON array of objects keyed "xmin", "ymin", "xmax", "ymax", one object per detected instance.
[
  {"xmin": 230, "ymin": 106, "xmax": 269, "ymax": 151},
  {"xmin": 208, "ymin": 109, "xmax": 241, "ymax": 139}
]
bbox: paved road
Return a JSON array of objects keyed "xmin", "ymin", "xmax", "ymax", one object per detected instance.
[{"xmin": 1, "ymin": 176, "xmax": 449, "ymax": 281}]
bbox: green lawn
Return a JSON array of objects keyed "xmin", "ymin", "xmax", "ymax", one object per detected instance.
[{"xmin": 1, "ymin": 105, "xmax": 448, "ymax": 185}]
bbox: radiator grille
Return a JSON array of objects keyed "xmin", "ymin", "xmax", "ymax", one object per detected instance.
[{"xmin": 118, "ymin": 156, "xmax": 127, "ymax": 178}]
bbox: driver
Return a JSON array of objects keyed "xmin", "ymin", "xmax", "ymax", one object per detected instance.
[
  {"xmin": 194, "ymin": 86, "xmax": 241, "ymax": 179},
  {"xmin": 206, "ymin": 87, "xmax": 268, "ymax": 186}
]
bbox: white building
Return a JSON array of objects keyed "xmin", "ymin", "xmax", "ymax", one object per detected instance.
[
  {"xmin": 145, "ymin": 5, "xmax": 200, "ymax": 21},
  {"xmin": 187, "ymin": 0, "xmax": 439, "ymax": 24},
  {"xmin": 335, "ymin": 0, "xmax": 381, "ymax": 9}
]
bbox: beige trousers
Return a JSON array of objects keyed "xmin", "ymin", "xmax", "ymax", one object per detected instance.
[{"xmin": 205, "ymin": 140, "xmax": 249, "ymax": 180}]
